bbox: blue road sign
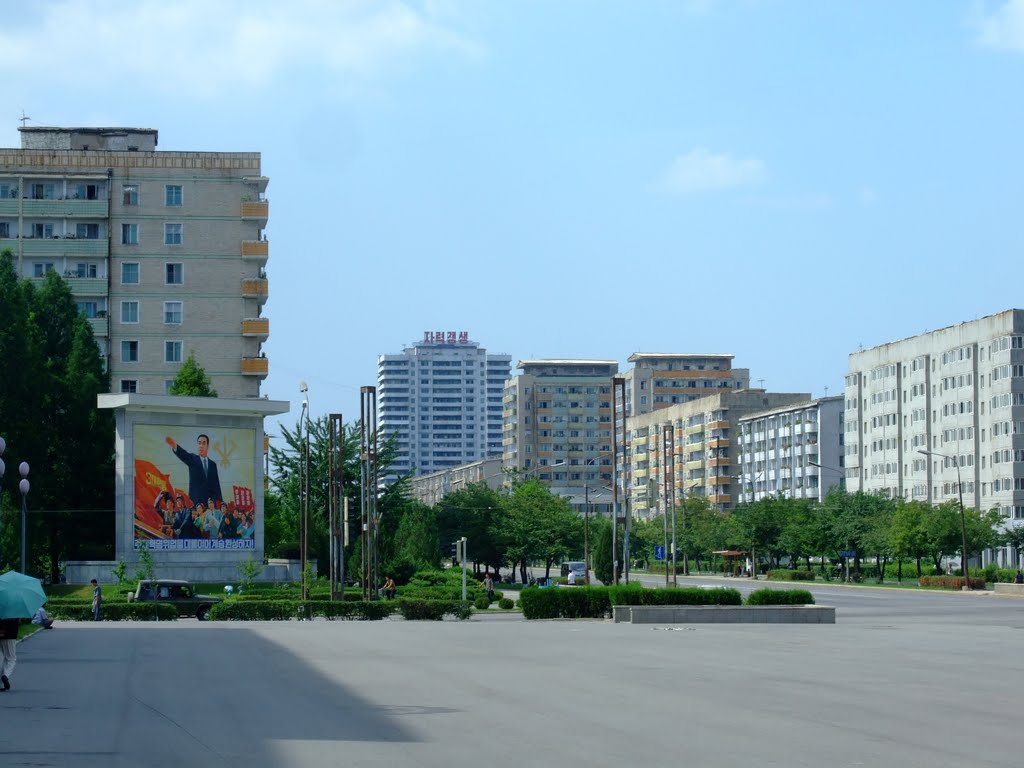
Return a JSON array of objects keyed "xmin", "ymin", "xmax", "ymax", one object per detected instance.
[
  {"xmin": 654, "ymin": 545, "xmax": 666, "ymax": 561},
  {"xmin": 840, "ymin": 549, "xmax": 856, "ymax": 558}
]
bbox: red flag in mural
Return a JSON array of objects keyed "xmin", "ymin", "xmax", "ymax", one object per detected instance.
[{"xmin": 134, "ymin": 459, "xmax": 173, "ymax": 531}]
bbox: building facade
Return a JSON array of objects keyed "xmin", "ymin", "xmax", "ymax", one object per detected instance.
[
  {"xmin": 623, "ymin": 353, "xmax": 750, "ymax": 416},
  {"xmin": 0, "ymin": 126, "xmax": 270, "ymax": 398},
  {"xmin": 625, "ymin": 390, "xmax": 811, "ymax": 517},
  {"xmin": 734, "ymin": 396, "xmax": 845, "ymax": 504},
  {"xmin": 377, "ymin": 332, "xmax": 511, "ymax": 477},
  {"xmin": 846, "ymin": 309, "xmax": 1024, "ymax": 565}
]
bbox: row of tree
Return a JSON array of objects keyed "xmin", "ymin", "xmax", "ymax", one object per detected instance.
[{"xmin": 0, "ymin": 251, "xmax": 114, "ymax": 580}]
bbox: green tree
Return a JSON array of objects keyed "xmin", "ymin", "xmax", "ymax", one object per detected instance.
[
  {"xmin": 436, "ymin": 482, "xmax": 506, "ymax": 575},
  {"xmin": 501, "ymin": 480, "xmax": 580, "ymax": 582},
  {"xmin": 889, "ymin": 500, "xmax": 931, "ymax": 579},
  {"xmin": 168, "ymin": 351, "xmax": 218, "ymax": 396},
  {"xmin": 0, "ymin": 257, "xmax": 113, "ymax": 579},
  {"xmin": 591, "ymin": 516, "xmax": 614, "ymax": 585}
]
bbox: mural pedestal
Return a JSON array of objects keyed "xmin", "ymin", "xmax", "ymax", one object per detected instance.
[{"xmin": 97, "ymin": 394, "xmax": 289, "ymax": 583}]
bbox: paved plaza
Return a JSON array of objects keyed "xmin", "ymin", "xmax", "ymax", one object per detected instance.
[{"xmin": 2, "ymin": 591, "xmax": 1023, "ymax": 767}]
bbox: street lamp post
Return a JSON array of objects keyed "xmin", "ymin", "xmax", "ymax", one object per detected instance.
[
  {"xmin": 0, "ymin": 436, "xmax": 31, "ymax": 573},
  {"xmin": 299, "ymin": 381, "xmax": 309, "ymax": 601},
  {"xmin": 919, "ymin": 449, "xmax": 971, "ymax": 591}
]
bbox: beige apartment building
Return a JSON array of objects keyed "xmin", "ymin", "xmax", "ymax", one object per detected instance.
[
  {"xmin": 622, "ymin": 353, "xmax": 750, "ymax": 416},
  {"xmin": 0, "ymin": 126, "xmax": 269, "ymax": 397},
  {"xmin": 625, "ymin": 390, "xmax": 810, "ymax": 518}
]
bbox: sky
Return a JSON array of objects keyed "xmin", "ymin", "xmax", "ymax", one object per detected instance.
[{"xmin": 3, "ymin": 0, "xmax": 1024, "ymax": 436}]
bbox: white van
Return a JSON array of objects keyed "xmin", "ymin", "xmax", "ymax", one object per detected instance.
[{"xmin": 560, "ymin": 561, "xmax": 587, "ymax": 582}]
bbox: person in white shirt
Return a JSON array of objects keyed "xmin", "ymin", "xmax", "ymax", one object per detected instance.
[
  {"xmin": 32, "ymin": 604, "xmax": 54, "ymax": 630},
  {"xmin": 567, "ymin": 570, "xmax": 577, "ymax": 586}
]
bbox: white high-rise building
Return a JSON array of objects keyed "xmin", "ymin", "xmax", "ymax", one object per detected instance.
[
  {"xmin": 846, "ymin": 309, "xmax": 1024, "ymax": 567},
  {"xmin": 377, "ymin": 331, "xmax": 510, "ymax": 477}
]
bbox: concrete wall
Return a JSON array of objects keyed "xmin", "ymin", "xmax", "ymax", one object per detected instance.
[{"xmin": 613, "ymin": 605, "xmax": 836, "ymax": 624}]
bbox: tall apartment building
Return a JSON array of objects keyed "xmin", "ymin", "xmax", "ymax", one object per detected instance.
[
  {"xmin": 625, "ymin": 390, "xmax": 810, "ymax": 517},
  {"xmin": 0, "ymin": 126, "xmax": 270, "ymax": 397},
  {"xmin": 734, "ymin": 396, "xmax": 844, "ymax": 504},
  {"xmin": 623, "ymin": 353, "xmax": 750, "ymax": 416},
  {"xmin": 846, "ymin": 310, "xmax": 1024, "ymax": 566},
  {"xmin": 377, "ymin": 331, "xmax": 511, "ymax": 477},
  {"xmin": 502, "ymin": 360, "xmax": 618, "ymax": 502}
]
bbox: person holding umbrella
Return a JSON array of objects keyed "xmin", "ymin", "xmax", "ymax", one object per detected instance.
[{"xmin": 0, "ymin": 570, "xmax": 46, "ymax": 692}]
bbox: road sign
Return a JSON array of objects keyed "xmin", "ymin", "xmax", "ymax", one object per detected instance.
[
  {"xmin": 654, "ymin": 545, "xmax": 666, "ymax": 562},
  {"xmin": 840, "ymin": 549, "xmax": 856, "ymax": 558}
]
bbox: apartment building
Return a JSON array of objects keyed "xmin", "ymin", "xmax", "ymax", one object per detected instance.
[
  {"xmin": 623, "ymin": 353, "xmax": 750, "ymax": 416},
  {"xmin": 734, "ymin": 396, "xmax": 844, "ymax": 504},
  {"xmin": 0, "ymin": 126, "xmax": 269, "ymax": 397},
  {"xmin": 846, "ymin": 310, "xmax": 1024, "ymax": 565},
  {"xmin": 377, "ymin": 331, "xmax": 511, "ymax": 477},
  {"xmin": 625, "ymin": 390, "xmax": 810, "ymax": 518}
]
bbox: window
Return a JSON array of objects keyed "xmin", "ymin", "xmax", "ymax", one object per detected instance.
[
  {"xmin": 74, "ymin": 184, "xmax": 100, "ymax": 201},
  {"xmin": 76, "ymin": 301, "xmax": 98, "ymax": 318},
  {"xmin": 122, "ymin": 185, "xmax": 139, "ymax": 206},
  {"xmin": 165, "ymin": 185, "xmax": 183, "ymax": 206},
  {"xmin": 121, "ymin": 301, "xmax": 139, "ymax": 324},
  {"xmin": 32, "ymin": 262, "xmax": 55, "ymax": 277},
  {"xmin": 165, "ymin": 340, "xmax": 182, "ymax": 363},
  {"xmin": 163, "ymin": 301, "xmax": 183, "ymax": 325},
  {"xmin": 164, "ymin": 223, "xmax": 182, "ymax": 245},
  {"xmin": 0, "ymin": 222, "xmax": 9, "ymax": 238},
  {"xmin": 75, "ymin": 263, "xmax": 98, "ymax": 278},
  {"xmin": 120, "ymin": 380, "xmax": 138, "ymax": 394},
  {"xmin": 165, "ymin": 263, "xmax": 183, "ymax": 285},
  {"xmin": 0, "ymin": 183, "xmax": 16, "ymax": 199},
  {"xmin": 32, "ymin": 223, "xmax": 54, "ymax": 238},
  {"xmin": 31, "ymin": 183, "xmax": 55, "ymax": 200},
  {"xmin": 121, "ymin": 340, "xmax": 139, "ymax": 362},
  {"xmin": 121, "ymin": 262, "xmax": 140, "ymax": 284},
  {"xmin": 165, "ymin": 380, "xmax": 175, "ymax": 395},
  {"xmin": 76, "ymin": 223, "xmax": 99, "ymax": 239},
  {"xmin": 121, "ymin": 223, "xmax": 138, "ymax": 245}
]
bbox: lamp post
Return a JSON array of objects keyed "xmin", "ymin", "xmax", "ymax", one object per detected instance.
[
  {"xmin": 919, "ymin": 449, "xmax": 971, "ymax": 591},
  {"xmin": 0, "ymin": 436, "xmax": 30, "ymax": 573},
  {"xmin": 0, "ymin": 436, "xmax": 5, "ymax": 570},
  {"xmin": 299, "ymin": 381, "xmax": 309, "ymax": 601}
]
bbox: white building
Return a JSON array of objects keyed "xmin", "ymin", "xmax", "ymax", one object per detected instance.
[
  {"xmin": 377, "ymin": 331, "xmax": 510, "ymax": 477},
  {"xmin": 734, "ymin": 396, "xmax": 845, "ymax": 503},
  {"xmin": 846, "ymin": 309, "xmax": 1024, "ymax": 566}
]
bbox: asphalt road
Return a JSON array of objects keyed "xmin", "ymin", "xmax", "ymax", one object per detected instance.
[{"xmin": 3, "ymin": 588, "xmax": 1023, "ymax": 768}]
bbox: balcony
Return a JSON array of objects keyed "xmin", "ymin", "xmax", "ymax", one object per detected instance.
[
  {"xmin": 63, "ymin": 277, "xmax": 108, "ymax": 296},
  {"xmin": 241, "ymin": 239, "xmax": 269, "ymax": 263},
  {"xmin": 707, "ymin": 457, "xmax": 730, "ymax": 468},
  {"xmin": 708, "ymin": 437, "xmax": 730, "ymax": 449},
  {"xmin": 707, "ymin": 475, "xmax": 731, "ymax": 486},
  {"xmin": 21, "ymin": 237, "xmax": 108, "ymax": 257},
  {"xmin": 243, "ymin": 176, "xmax": 270, "ymax": 194},
  {"xmin": 241, "ymin": 357, "xmax": 269, "ymax": 377},
  {"xmin": 241, "ymin": 318, "xmax": 270, "ymax": 338},
  {"xmin": 87, "ymin": 316, "xmax": 108, "ymax": 337},
  {"xmin": 241, "ymin": 278, "xmax": 269, "ymax": 301},
  {"xmin": 241, "ymin": 200, "xmax": 269, "ymax": 226}
]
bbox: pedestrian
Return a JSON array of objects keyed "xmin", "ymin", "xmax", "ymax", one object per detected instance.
[
  {"xmin": 484, "ymin": 573, "xmax": 495, "ymax": 600},
  {"xmin": 0, "ymin": 616, "xmax": 20, "ymax": 691},
  {"xmin": 1015, "ymin": 569, "xmax": 1023, "ymax": 585},
  {"xmin": 567, "ymin": 570, "xmax": 576, "ymax": 586},
  {"xmin": 91, "ymin": 579, "xmax": 103, "ymax": 621},
  {"xmin": 380, "ymin": 575, "xmax": 396, "ymax": 600},
  {"xmin": 32, "ymin": 603, "xmax": 54, "ymax": 630}
]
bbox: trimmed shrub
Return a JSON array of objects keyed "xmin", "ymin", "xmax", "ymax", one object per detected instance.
[
  {"xmin": 767, "ymin": 570, "xmax": 816, "ymax": 581},
  {"xmin": 208, "ymin": 600, "xmax": 296, "ymax": 620},
  {"xmin": 396, "ymin": 599, "xmax": 472, "ymax": 621},
  {"xmin": 918, "ymin": 575, "xmax": 987, "ymax": 590},
  {"xmin": 518, "ymin": 585, "xmax": 741, "ymax": 619},
  {"xmin": 473, "ymin": 595, "xmax": 491, "ymax": 610},
  {"xmin": 48, "ymin": 601, "xmax": 178, "ymax": 621},
  {"xmin": 209, "ymin": 600, "xmax": 394, "ymax": 621},
  {"xmin": 401, "ymin": 569, "xmax": 484, "ymax": 603},
  {"xmin": 608, "ymin": 584, "xmax": 742, "ymax": 607},
  {"xmin": 498, "ymin": 597, "xmax": 514, "ymax": 610},
  {"xmin": 745, "ymin": 589, "xmax": 814, "ymax": 606}
]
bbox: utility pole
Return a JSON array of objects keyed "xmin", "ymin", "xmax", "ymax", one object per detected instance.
[
  {"xmin": 328, "ymin": 412, "xmax": 345, "ymax": 600},
  {"xmin": 360, "ymin": 387, "xmax": 378, "ymax": 600}
]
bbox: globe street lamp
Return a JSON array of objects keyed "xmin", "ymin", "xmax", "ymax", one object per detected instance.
[
  {"xmin": 919, "ymin": 449, "xmax": 971, "ymax": 591},
  {"xmin": 19, "ymin": 462, "xmax": 29, "ymax": 573}
]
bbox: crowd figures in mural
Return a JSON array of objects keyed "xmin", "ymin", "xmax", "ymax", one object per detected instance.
[{"xmin": 133, "ymin": 425, "xmax": 257, "ymax": 551}]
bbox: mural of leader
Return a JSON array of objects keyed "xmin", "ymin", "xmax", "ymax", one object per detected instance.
[{"xmin": 165, "ymin": 433, "xmax": 224, "ymax": 505}]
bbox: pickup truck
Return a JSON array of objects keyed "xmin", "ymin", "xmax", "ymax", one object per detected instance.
[{"xmin": 126, "ymin": 579, "xmax": 222, "ymax": 621}]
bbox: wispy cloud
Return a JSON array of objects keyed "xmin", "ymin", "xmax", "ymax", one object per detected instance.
[
  {"xmin": 975, "ymin": 0, "xmax": 1024, "ymax": 51},
  {"xmin": 0, "ymin": 0, "xmax": 479, "ymax": 98},
  {"xmin": 663, "ymin": 147, "xmax": 765, "ymax": 194}
]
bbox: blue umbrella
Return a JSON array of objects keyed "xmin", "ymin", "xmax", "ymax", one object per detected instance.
[{"xmin": 0, "ymin": 571, "xmax": 46, "ymax": 619}]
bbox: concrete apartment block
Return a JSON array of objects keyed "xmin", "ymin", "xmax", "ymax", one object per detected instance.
[{"xmin": 0, "ymin": 126, "xmax": 270, "ymax": 398}]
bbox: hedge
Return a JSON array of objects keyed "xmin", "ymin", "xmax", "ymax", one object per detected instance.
[
  {"xmin": 918, "ymin": 576, "xmax": 987, "ymax": 590},
  {"xmin": 518, "ymin": 585, "xmax": 742, "ymax": 620},
  {"xmin": 208, "ymin": 600, "xmax": 395, "ymax": 621},
  {"xmin": 48, "ymin": 602, "xmax": 179, "ymax": 621},
  {"xmin": 395, "ymin": 599, "xmax": 473, "ymax": 621},
  {"xmin": 745, "ymin": 589, "xmax": 814, "ymax": 606},
  {"xmin": 767, "ymin": 570, "xmax": 816, "ymax": 581}
]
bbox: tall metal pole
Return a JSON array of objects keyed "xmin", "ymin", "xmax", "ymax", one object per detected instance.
[
  {"xmin": 663, "ymin": 424, "xmax": 677, "ymax": 585},
  {"xmin": 955, "ymin": 462, "xmax": 970, "ymax": 591},
  {"xmin": 611, "ymin": 378, "xmax": 620, "ymax": 585},
  {"xmin": 584, "ymin": 481, "xmax": 591, "ymax": 585},
  {"xmin": 614, "ymin": 377, "xmax": 630, "ymax": 584},
  {"xmin": 298, "ymin": 385, "xmax": 309, "ymax": 600},
  {"xmin": 328, "ymin": 413, "xmax": 344, "ymax": 600}
]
